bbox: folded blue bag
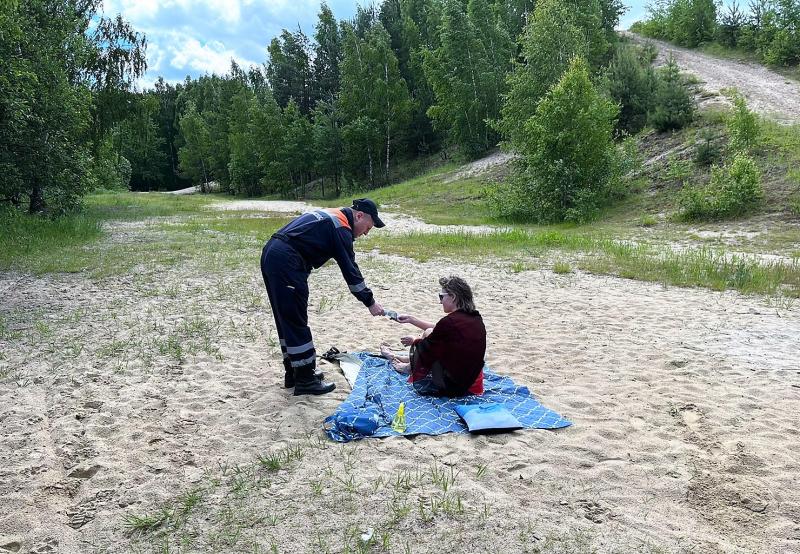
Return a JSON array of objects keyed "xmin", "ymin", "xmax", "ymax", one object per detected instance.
[
  {"xmin": 454, "ymin": 403, "xmax": 524, "ymax": 433},
  {"xmin": 324, "ymin": 407, "xmax": 384, "ymax": 440}
]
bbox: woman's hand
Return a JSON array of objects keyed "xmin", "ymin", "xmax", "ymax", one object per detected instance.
[
  {"xmin": 400, "ymin": 335, "xmax": 415, "ymax": 347},
  {"xmin": 396, "ymin": 314, "xmax": 415, "ymax": 325}
]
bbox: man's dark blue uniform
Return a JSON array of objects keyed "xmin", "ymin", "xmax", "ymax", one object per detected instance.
[{"xmin": 261, "ymin": 200, "xmax": 384, "ymax": 395}]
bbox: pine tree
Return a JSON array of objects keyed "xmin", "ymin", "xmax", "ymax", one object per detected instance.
[
  {"xmin": 338, "ymin": 23, "xmax": 412, "ymax": 184},
  {"xmin": 313, "ymin": 2, "xmax": 342, "ymax": 105},
  {"xmin": 228, "ymin": 90, "xmax": 262, "ymax": 196},
  {"xmin": 267, "ymin": 29, "xmax": 313, "ymax": 112},
  {"xmin": 497, "ymin": 57, "xmax": 622, "ymax": 223},
  {"xmin": 312, "ymin": 100, "xmax": 344, "ymax": 197},
  {"xmin": 280, "ymin": 99, "xmax": 314, "ymax": 196}
]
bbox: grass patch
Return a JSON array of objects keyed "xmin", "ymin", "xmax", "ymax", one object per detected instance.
[
  {"xmin": 368, "ymin": 229, "xmax": 800, "ymax": 297},
  {"xmin": 85, "ymin": 191, "xmax": 219, "ymax": 220},
  {"xmin": 761, "ymin": 121, "xmax": 800, "ymax": 162},
  {"xmin": 553, "ymin": 261, "xmax": 573, "ymax": 274},
  {"xmin": 0, "ymin": 208, "xmax": 103, "ymax": 273},
  {"xmin": 0, "ymin": 190, "xmax": 290, "ymax": 276}
]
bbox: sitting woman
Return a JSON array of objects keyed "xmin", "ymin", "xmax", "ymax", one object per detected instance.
[{"xmin": 381, "ymin": 276, "xmax": 486, "ymax": 397}]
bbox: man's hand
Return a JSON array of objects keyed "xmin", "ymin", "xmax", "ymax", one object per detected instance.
[
  {"xmin": 400, "ymin": 335, "xmax": 415, "ymax": 346},
  {"xmin": 369, "ymin": 302, "xmax": 384, "ymax": 316}
]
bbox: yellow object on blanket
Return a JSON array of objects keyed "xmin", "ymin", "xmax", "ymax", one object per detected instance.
[{"xmin": 391, "ymin": 402, "xmax": 406, "ymax": 433}]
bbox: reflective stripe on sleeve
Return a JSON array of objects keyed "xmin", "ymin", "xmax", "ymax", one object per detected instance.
[{"xmin": 349, "ymin": 281, "xmax": 367, "ymax": 293}]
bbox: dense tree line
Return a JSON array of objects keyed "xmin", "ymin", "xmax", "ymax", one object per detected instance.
[
  {"xmin": 632, "ymin": 0, "xmax": 800, "ymax": 67},
  {"xmin": 145, "ymin": 0, "xmax": 628, "ymax": 201},
  {"xmin": 4, "ymin": 0, "xmax": 708, "ymax": 224}
]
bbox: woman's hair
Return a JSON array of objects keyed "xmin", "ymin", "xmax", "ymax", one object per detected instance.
[{"xmin": 439, "ymin": 275, "xmax": 476, "ymax": 313}]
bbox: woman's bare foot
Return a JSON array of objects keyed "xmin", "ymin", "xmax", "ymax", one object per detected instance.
[
  {"xmin": 391, "ymin": 359, "xmax": 411, "ymax": 374},
  {"xmin": 380, "ymin": 342, "xmax": 410, "ymax": 364},
  {"xmin": 379, "ymin": 343, "xmax": 395, "ymax": 360}
]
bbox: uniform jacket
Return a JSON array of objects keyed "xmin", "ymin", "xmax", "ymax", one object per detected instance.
[{"xmin": 271, "ymin": 207, "xmax": 375, "ymax": 307}]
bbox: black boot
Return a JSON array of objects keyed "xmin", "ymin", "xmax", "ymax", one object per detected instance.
[
  {"xmin": 293, "ymin": 366, "xmax": 335, "ymax": 396},
  {"xmin": 284, "ymin": 364, "xmax": 324, "ymax": 388}
]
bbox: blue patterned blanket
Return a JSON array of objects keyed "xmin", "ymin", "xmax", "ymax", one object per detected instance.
[{"xmin": 323, "ymin": 352, "xmax": 571, "ymax": 442}]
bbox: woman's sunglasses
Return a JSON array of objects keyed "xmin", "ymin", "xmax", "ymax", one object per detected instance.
[{"xmin": 438, "ymin": 292, "xmax": 450, "ymax": 301}]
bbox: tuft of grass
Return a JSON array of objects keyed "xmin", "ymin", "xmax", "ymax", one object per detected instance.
[
  {"xmin": 553, "ymin": 261, "xmax": 573, "ymax": 274},
  {"xmin": 637, "ymin": 215, "xmax": 658, "ymax": 227},
  {"xmin": 124, "ymin": 508, "xmax": 173, "ymax": 536}
]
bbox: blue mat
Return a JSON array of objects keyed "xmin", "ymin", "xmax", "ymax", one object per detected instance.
[{"xmin": 324, "ymin": 352, "xmax": 572, "ymax": 442}]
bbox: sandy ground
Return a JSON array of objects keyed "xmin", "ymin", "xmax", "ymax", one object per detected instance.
[
  {"xmin": 627, "ymin": 33, "xmax": 800, "ymax": 124},
  {"xmin": 1, "ymin": 212, "xmax": 800, "ymax": 554}
]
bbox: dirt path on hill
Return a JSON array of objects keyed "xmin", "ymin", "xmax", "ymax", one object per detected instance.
[{"xmin": 626, "ymin": 32, "xmax": 800, "ymax": 124}]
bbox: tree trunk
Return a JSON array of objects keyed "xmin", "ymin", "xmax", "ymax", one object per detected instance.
[
  {"xmin": 29, "ymin": 179, "xmax": 45, "ymax": 214},
  {"xmin": 200, "ymin": 159, "xmax": 208, "ymax": 193},
  {"xmin": 367, "ymin": 144, "xmax": 374, "ymax": 188},
  {"xmin": 385, "ymin": 63, "xmax": 391, "ymax": 183}
]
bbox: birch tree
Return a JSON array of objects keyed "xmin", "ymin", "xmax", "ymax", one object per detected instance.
[
  {"xmin": 338, "ymin": 23, "xmax": 411, "ymax": 185},
  {"xmin": 423, "ymin": 0, "xmax": 496, "ymax": 158}
]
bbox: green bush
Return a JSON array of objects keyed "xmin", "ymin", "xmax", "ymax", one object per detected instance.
[
  {"xmin": 649, "ymin": 56, "xmax": 695, "ymax": 132},
  {"xmin": 679, "ymin": 153, "xmax": 763, "ymax": 220},
  {"xmin": 90, "ymin": 154, "xmax": 132, "ymax": 191},
  {"xmin": 763, "ymin": 27, "xmax": 800, "ymax": 67},
  {"xmin": 727, "ymin": 94, "xmax": 759, "ymax": 153},
  {"xmin": 493, "ymin": 57, "xmax": 622, "ymax": 223},
  {"xmin": 693, "ymin": 129, "xmax": 722, "ymax": 166}
]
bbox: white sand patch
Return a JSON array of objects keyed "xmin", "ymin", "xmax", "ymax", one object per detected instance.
[
  {"xmin": 208, "ymin": 200, "xmax": 508, "ymax": 235},
  {"xmin": 208, "ymin": 200, "xmax": 318, "ymax": 213},
  {"xmin": 444, "ymin": 151, "xmax": 515, "ymax": 183}
]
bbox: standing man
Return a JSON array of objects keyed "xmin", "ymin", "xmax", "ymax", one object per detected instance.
[{"xmin": 261, "ymin": 199, "xmax": 385, "ymax": 395}]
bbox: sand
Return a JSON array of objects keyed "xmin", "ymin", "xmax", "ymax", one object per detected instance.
[{"xmin": 2, "ymin": 213, "xmax": 800, "ymax": 553}]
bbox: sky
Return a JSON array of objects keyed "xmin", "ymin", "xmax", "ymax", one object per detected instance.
[{"xmin": 101, "ymin": 0, "xmax": 651, "ymax": 90}]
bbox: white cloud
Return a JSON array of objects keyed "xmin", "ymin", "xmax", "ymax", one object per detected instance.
[
  {"xmin": 168, "ymin": 34, "xmax": 259, "ymax": 76},
  {"xmin": 206, "ymin": 0, "xmax": 241, "ymax": 23}
]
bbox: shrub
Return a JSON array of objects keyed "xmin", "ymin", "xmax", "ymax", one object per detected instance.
[
  {"xmin": 693, "ymin": 129, "xmax": 723, "ymax": 166},
  {"xmin": 763, "ymin": 28, "xmax": 800, "ymax": 67},
  {"xmin": 726, "ymin": 93, "xmax": 759, "ymax": 153},
  {"xmin": 492, "ymin": 57, "xmax": 622, "ymax": 223},
  {"xmin": 101, "ymin": 156, "xmax": 132, "ymax": 190},
  {"xmin": 649, "ymin": 56, "xmax": 695, "ymax": 132},
  {"xmin": 679, "ymin": 153, "xmax": 763, "ymax": 219}
]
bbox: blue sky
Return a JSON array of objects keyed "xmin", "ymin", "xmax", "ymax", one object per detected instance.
[{"xmin": 102, "ymin": 0, "xmax": 651, "ymax": 90}]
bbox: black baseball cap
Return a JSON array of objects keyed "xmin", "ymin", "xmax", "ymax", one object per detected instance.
[{"xmin": 351, "ymin": 198, "xmax": 385, "ymax": 228}]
